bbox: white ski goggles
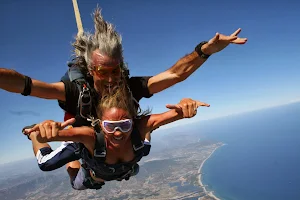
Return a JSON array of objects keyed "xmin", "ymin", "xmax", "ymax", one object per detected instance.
[{"xmin": 101, "ymin": 119, "xmax": 133, "ymax": 134}]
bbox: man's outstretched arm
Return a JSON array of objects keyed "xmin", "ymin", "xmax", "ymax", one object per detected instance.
[
  {"xmin": 0, "ymin": 68, "xmax": 66, "ymax": 101},
  {"xmin": 147, "ymin": 28, "xmax": 247, "ymax": 94}
]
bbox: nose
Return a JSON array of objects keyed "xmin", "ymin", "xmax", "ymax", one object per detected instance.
[
  {"xmin": 113, "ymin": 130, "xmax": 123, "ymax": 137},
  {"xmin": 107, "ymin": 74, "xmax": 113, "ymax": 83}
]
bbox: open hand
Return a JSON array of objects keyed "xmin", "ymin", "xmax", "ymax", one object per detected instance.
[{"xmin": 202, "ymin": 28, "xmax": 247, "ymax": 55}]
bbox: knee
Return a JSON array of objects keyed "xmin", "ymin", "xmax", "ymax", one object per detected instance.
[
  {"xmin": 36, "ymin": 147, "xmax": 56, "ymax": 171},
  {"xmin": 38, "ymin": 163, "xmax": 53, "ymax": 171}
]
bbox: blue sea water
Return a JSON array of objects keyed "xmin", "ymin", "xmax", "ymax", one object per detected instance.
[{"xmin": 198, "ymin": 102, "xmax": 300, "ymax": 200}]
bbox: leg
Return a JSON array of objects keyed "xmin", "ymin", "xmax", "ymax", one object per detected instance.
[
  {"xmin": 23, "ymin": 124, "xmax": 80, "ymax": 171},
  {"xmin": 28, "ymin": 131, "xmax": 51, "ymax": 157},
  {"xmin": 66, "ymin": 160, "xmax": 81, "ymax": 181},
  {"xmin": 30, "ymin": 135, "xmax": 80, "ymax": 171},
  {"xmin": 70, "ymin": 166, "xmax": 89, "ymax": 190}
]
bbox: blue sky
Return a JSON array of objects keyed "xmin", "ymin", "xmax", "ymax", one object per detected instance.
[{"xmin": 0, "ymin": 0, "xmax": 299, "ymax": 164}]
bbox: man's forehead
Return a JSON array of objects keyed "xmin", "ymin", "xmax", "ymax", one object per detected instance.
[{"xmin": 92, "ymin": 51, "xmax": 120, "ymax": 66}]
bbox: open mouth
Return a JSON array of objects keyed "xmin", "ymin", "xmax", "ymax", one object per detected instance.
[
  {"xmin": 113, "ymin": 136, "xmax": 123, "ymax": 141},
  {"xmin": 111, "ymin": 135, "xmax": 125, "ymax": 145}
]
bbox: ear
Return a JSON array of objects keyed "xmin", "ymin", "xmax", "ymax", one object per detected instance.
[{"xmin": 88, "ymin": 69, "xmax": 95, "ymax": 77}]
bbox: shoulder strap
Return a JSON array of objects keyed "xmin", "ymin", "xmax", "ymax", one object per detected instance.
[
  {"xmin": 130, "ymin": 126, "xmax": 144, "ymax": 155},
  {"xmin": 68, "ymin": 64, "xmax": 85, "ymax": 82},
  {"xmin": 67, "ymin": 64, "xmax": 93, "ymax": 120},
  {"xmin": 93, "ymin": 122, "xmax": 107, "ymax": 162}
]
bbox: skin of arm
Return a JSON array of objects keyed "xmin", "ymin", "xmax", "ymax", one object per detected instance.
[
  {"xmin": 147, "ymin": 48, "xmax": 208, "ymax": 94},
  {"xmin": 36, "ymin": 126, "xmax": 96, "ymax": 156},
  {"xmin": 0, "ymin": 68, "xmax": 66, "ymax": 101},
  {"xmin": 37, "ymin": 126, "xmax": 94, "ymax": 143},
  {"xmin": 137, "ymin": 109, "xmax": 183, "ymax": 138}
]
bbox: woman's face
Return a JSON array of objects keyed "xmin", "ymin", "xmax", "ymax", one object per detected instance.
[{"xmin": 100, "ymin": 107, "xmax": 133, "ymax": 148}]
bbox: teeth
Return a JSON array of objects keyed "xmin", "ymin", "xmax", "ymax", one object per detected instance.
[{"xmin": 114, "ymin": 136, "xmax": 123, "ymax": 141}]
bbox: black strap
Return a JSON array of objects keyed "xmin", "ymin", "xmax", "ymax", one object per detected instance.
[
  {"xmin": 21, "ymin": 76, "xmax": 32, "ymax": 96},
  {"xmin": 130, "ymin": 127, "xmax": 144, "ymax": 155},
  {"xmin": 67, "ymin": 63, "xmax": 93, "ymax": 120},
  {"xmin": 93, "ymin": 124, "xmax": 106, "ymax": 162},
  {"xmin": 74, "ymin": 142, "xmax": 84, "ymax": 156},
  {"xmin": 74, "ymin": 79, "xmax": 93, "ymax": 119},
  {"xmin": 92, "ymin": 126, "xmax": 144, "ymax": 163},
  {"xmin": 81, "ymin": 167, "xmax": 105, "ymax": 190}
]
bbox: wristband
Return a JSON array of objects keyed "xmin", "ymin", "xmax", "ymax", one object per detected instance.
[
  {"xmin": 195, "ymin": 41, "xmax": 210, "ymax": 59},
  {"xmin": 21, "ymin": 76, "xmax": 32, "ymax": 96}
]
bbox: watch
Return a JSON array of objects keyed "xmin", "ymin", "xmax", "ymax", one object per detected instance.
[{"xmin": 195, "ymin": 41, "xmax": 210, "ymax": 59}]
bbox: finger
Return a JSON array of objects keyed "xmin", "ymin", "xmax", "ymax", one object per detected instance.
[
  {"xmin": 39, "ymin": 123, "xmax": 46, "ymax": 139},
  {"xmin": 51, "ymin": 122, "xmax": 59, "ymax": 138},
  {"xmin": 193, "ymin": 101, "xmax": 198, "ymax": 115},
  {"xmin": 188, "ymin": 102, "xmax": 195, "ymax": 117},
  {"xmin": 182, "ymin": 103, "xmax": 190, "ymax": 118},
  {"xmin": 61, "ymin": 118, "xmax": 76, "ymax": 129},
  {"xmin": 230, "ymin": 38, "xmax": 248, "ymax": 44},
  {"xmin": 166, "ymin": 104, "xmax": 181, "ymax": 110},
  {"xmin": 229, "ymin": 36, "xmax": 238, "ymax": 41},
  {"xmin": 231, "ymin": 28, "xmax": 241, "ymax": 36},
  {"xmin": 217, "ymin": 34, "xmax": 236, "ymax": 42},
  {"xmin": 196, "ymin": 101, "xmax": 210, "ymax": 107},
  {"xmin": 23, "ymin": 124, "xmax": 39, "ymax": 134},
  {"xmin": 210, "ymin": 33, "xmax": 220, "ymax": 43},
  {"xmin": 44, "ymin": 123, "xmax": 52, "ymax": 140}
]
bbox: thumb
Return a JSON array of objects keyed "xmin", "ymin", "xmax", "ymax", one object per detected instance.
[
  {"xmin": 210, "ymin": 32, "xmax": 220, "ymax": 43},
  {"xmin": 23, "ymin": 124, "xmax": 40, "ymax": 134},
  {"xmin": 166, "ymin": 104, "xmax": 181, "ymax": 110},
  {"xmin": 61, "ymin": 118, "xmax": 76, "ymax": 129}
]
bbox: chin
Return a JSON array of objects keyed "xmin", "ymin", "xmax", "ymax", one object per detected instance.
[{"xmin": 108, "ymin": 138, "xmax": 125, "ymax": 148}]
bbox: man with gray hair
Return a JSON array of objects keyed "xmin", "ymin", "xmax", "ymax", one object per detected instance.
[{"xmin": 0, "ymin": 7, "xmax": 247, "ymax": 185}]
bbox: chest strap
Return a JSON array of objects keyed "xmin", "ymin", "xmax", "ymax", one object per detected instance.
[{"xmin": 68, "ymin": 64, "xmax": 93, "ymax": 121}]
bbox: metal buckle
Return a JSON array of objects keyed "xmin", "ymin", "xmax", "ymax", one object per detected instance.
[
  {"xmin": 91, "ymin": 119, "xmax": 100, "ymax": 127},
  {"xmin": 133, "ymin": 142, "xmax": 144, "ymax": 151},
  {"xmin": 94, "ymin": 149, "xmax": 106, "ymax": 158},
  {"xmin": 78, "ymin": 86, "xmax": 92, "ymax": 119},
  {"xmin": 108, "ymin": 167, "xmax": 116, "ymax": 173}
]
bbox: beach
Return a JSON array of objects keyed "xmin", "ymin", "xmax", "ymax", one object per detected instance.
[{"xmin": 198, "ymin": 144, "xmax": 224, "ymax": 200}]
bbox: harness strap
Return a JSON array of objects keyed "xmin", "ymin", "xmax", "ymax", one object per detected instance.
[
  {"xmin": 68, "ymin": 65, "xmax": 85, "ymax": 82},
  {"xmin": 67, "ymin": 62, "xmax": 93, "ymax": 120},
  {"xmin": 130, "ymin": 127, "xmax": 144, "ymax": 155},
  {"xmin": 93, "ymin": 123, "xmax": 106, "ymax": 162}
]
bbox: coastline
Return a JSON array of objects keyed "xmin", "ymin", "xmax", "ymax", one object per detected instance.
[{"xmin": 198, "ymin": 143, "xmax": 224, "ymax": 200}]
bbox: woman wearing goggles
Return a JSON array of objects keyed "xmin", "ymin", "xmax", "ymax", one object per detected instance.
[{"xmin": 24, "ymin": 86, "xmax": 210, "ymax": 190}]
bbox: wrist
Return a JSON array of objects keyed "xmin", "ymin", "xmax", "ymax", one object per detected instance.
[
  {"xmin": 200, "ymin": 43, "xmax": 212, "ymax": 55},
  {"xmin": 195, "ymin": 41, "xmax": 211, "ymax": 59}
]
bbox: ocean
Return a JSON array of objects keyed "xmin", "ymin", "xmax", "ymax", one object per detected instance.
[{"xmin": 198, "ymin": 102, "xmax": 300, "ymax": 200}]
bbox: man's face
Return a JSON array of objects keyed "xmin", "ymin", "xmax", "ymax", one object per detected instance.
[
  {"xmin": 100, "ymin": 107, "xmax": 133, "ymax": 149},
  {"xmin": 90, "ymin": 49, "xmax": 122, "ymax": 93}
]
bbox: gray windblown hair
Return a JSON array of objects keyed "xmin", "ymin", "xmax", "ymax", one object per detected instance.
[{"xmin": 72, "ymin": 7, "xmax": 124, "ymax": 71}]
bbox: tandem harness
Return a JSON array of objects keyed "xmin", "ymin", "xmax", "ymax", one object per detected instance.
[
  {"xmin": 67, "ymin": 63, "xmax": 145, "ymax": 189},
  {"xmin": 77, "ymin": 125, "xmax": 144, "ymax": 189}
]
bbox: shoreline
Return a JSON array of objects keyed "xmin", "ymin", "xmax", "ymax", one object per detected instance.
[{"xmin": 198, "ymin": 143, "xmax": 224, "ymax": 200}]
